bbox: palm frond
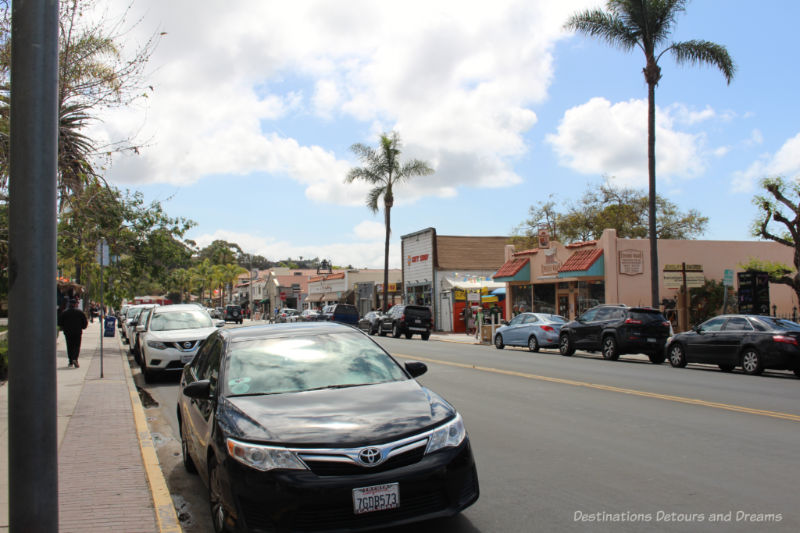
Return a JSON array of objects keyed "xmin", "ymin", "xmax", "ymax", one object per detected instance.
[
  {"xmin": 564, "ymin": 9, "xmax": 638, "ymax": 50},
  {"xmin": 397, "ymin": 159, "xmax": 434, "ymax": 183},
  {"xmin": 366, "ymin": 186, "xmax": 385, "ymax": 214},
  {"xmin": 668, "ymin": 40, "xmax": 735, "ymax": 84}
]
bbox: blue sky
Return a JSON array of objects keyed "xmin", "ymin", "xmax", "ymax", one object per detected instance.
[{"xmin": 96, "ymin": 1, "xmax": 800, "ymax": 269}]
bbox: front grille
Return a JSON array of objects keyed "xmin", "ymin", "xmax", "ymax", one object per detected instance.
[
  {"xmin": 303, "ymin": 445, "xmax": 426, "ymax": 476},
  {"xmin": 165, "ymin": 339, "xmax": 201, "ymax": 351}
]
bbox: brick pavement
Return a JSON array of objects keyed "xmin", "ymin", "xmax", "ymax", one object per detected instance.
[{"xmin": 1, "ymin": 319, "xmax": 180, "ymax": 532}]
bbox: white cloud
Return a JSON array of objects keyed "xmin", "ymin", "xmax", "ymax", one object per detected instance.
[
  {"xmin": 545, "ymin": 97, "xmax": 708, "ymax": 187},
  {"xmin": 733, "ymin": 132, "xmax": 800, "ymax": 192},
  {"xmin": 353, "ymin": 221, "xmax": 386, "ymax": 241},
  {"xmin": 95, "ymin": 0, "xmax": 597, "ymax": 203},
  {"xmin": 193, "ymin": 229, "xmax": 400, "ymax": 269}
]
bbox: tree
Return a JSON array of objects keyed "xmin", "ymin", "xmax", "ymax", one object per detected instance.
[
  {"xmin": 511, "ymin": 181, "xmax": 707, "ymax": 247},
  {"xmin": 190, "ymin": 259, "xmax": 215, "ymax": 305},
  {"xmin": 221, "ymin": 263, "xmax": 247, "ymax": 306},
  {"xmin": 345, "ymin": 132, "xmax": 433, "ymax": 311},
  {"xmin": 565, "ymin": 0, "xmax": 735, "ymax": 306},
  {"xmin": 750, "ymin": 176, "xmax": 800, "ymax": 303},
  {"xmin": 198, "ymin": 240, "xmax": 242, "ymax": 266}
]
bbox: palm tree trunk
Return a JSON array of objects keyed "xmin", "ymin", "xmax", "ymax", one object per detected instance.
[
  {"xmin": 647, "ymin": 79, "xmax": 659, "ymax": 307},
  {"xmin": 383, "ymin": 206, "xmax": 391, "ymax": 312}
]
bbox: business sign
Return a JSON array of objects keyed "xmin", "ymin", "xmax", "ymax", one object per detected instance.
[
  {"xmin": 664, "ymin": 264, "xmax": 703, "ymax": 272},
  {"xmin": 723, "ymin": 269, "xmax": 734, "ymax": 287},
  {"xmin": 619, "ymin": 250, "xmax": 643, "ymax": 275},
  {"xmin": 664, "ymin": 272, "xmax": 705, "ymax": 289}
]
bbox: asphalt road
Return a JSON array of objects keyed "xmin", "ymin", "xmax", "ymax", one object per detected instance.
[{"xmin": 137, "ymin": 330, "xmax": 800, "ymax": 532}]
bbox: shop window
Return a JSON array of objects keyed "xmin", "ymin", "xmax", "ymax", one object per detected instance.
[
  {"xmin": 533, "ymin": 284, "xmax": 556, "ymax": 314},
  {"xmin": 576, "ymin": 281, "xmax": 605, "ymax": 315},
  {"xmin": 511, "ymin": 284, "xmax": 532, "ymax": 315}
]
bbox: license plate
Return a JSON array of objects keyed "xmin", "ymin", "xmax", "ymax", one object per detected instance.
[
  {"xmin": 352, "ymin": 483, "xmax": 399, "ymax": 515},
  {"xmin": 181, "ymin": 354, "xmax": 194, "ymax": 363},
  {"xmin": 647, "ymin": 337, "xmax": 657, "ymax": 343},
  {"xmin": 415, "ymin": 319, "xmax": 421, "ymax": 324}
]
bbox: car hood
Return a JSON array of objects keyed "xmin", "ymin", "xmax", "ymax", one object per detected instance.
[
  {"xmin": 217, "ymin": 380, "xmax": 455, "ymax": 447},
  {"xmin": 146, "ymin": 327, "xmax": 218, "ymax": 342}
]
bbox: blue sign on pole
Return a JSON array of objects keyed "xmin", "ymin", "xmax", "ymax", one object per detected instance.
[{"xmin": 723, "ymin": 269, "xmax": 734, "ymax": 287}]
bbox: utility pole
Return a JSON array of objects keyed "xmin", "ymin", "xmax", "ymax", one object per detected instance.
[{"xmin": 9, "ymin": 1, "xmax": 60, "ymax": 531}]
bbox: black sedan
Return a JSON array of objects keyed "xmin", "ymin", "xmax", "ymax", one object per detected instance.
[
  {"xmin": 177, "ymin": 322, "xmax": 479, "ymax": 532},
  {"xmin": 667, "ymin": 314, "xmax": 800, "ymax": 377},
  {"xmin": 357, "ymin": 310, "xmax": 385, "ymax": 335}
]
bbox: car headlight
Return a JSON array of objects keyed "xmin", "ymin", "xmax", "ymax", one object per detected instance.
[
  {"xmin": 146, "ymin": 340, "xmax": 167, "ymax": 350},
  {"xmin": 226, "ymin": 438, "xmax": 308, "ymax": 472},
  {"xmin": 425, "ymin": 413, "xmax": 466, "ymax": 454}
]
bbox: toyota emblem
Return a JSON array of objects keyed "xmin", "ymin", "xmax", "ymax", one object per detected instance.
[{"xmin": 358, "ymin": 447, "xmax": 381, "ymax": 465}]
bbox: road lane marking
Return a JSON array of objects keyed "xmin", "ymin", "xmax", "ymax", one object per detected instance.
[{"xmin": 396, "ymin": 354, "xmax": 800, "ymax": 423}]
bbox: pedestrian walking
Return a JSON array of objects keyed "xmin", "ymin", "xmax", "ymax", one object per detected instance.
[{"xmin": 58, "ymin": 298, "xmax": 88, "ymax": 368}]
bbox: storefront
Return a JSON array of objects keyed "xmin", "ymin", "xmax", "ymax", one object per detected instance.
[{"xmin": 494, "ymin": 228, "xmax": 799, "ymax": 322}]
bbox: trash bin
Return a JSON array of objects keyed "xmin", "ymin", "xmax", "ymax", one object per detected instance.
[{"xmin": 104, "ymin": 315, "xmax": 116, "ymax": 337}]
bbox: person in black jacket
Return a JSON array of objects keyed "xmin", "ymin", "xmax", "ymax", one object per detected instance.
[{"xmin": 58, "ymin": 299, "xmax": 88, "ymax": 368}]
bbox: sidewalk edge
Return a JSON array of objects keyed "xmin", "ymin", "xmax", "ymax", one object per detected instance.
[{"xmin": 121, "ymin": 343, "xmax": 183, "ymax": 533}]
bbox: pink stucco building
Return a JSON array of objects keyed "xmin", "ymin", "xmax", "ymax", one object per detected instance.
[{"xmin": 493, "ymin": 229, "xmax": 797, "ymax": 321}]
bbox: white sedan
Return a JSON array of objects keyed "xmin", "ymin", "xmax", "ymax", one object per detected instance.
[{"xmin": 138, "ymin": 304, "xmax": 223, "ymax": 383}]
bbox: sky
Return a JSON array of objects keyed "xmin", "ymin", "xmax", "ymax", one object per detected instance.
[{"xmin": 91, "ymin": 0, "xmax": 800, "ymax": 269}]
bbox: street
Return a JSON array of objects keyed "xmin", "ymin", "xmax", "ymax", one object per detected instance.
[{"xmin": 136, "ymin": 330, "xmax": 800, "ymax": 532}]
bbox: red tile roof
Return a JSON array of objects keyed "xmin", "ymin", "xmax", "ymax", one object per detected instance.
[
  {"xmin": 493, "ymin": 257, "xmax": 530, "ymax": 278},
  {"xmin": 559, "ymin": 248, "xmax": 603, "ymax": 273},
  {"xmin": 513, "ymin": 248, "xmax": 539, "ymax": 257},
  {"xmin": 565, "ymin": 240, "xmax": 598, "ymax": 249}
]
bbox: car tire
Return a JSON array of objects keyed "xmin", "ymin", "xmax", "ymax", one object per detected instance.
[
  {"xmin": 668, "ymin": 343, "xmax": 687, "ymax": 368},
  {"xmin": 528, "ymin": 336, "xmax": 540, "ymax": 352},
  {"xmin": 404, "ymin": 331, "xmax": 413, "ymax": 339},
  {"xmin": 142, "ymin": 358, "xmax": 155, "ymax": 384},
  {"xmin": 648, "ymin": 352, "xmax": 666, "ymax": 364},
  {"xmin": 741, "ymin": 348, "xmax": 764, "ymax": 375},
  {"xmin": 208, "ymin": 459, "xmax": 232, "ymax": 533},
  {"xmin": 180, "ymin": 416, "xmax": 197, "ymax": 474},
  {"xmin": 719, "ymin": 363, "xmax": 735, "ymax": 373},
  {"xmin": 421, "ymin": 332, "xmax": 430, "ymax": 341},
  {"xmin": 392, "ymin": 324, "xmax": 401, "ymax": 338},
  {"xmin": 494, "ymin": 334, "xmax": 504, "ymax": 349},
  {"xmin": 379, "ymin": 327, "xmax": 387, "ymax": 337},
  {"xmin": 794, "ymin": 368, "xmax": 800, "ymax": 378},
  {"xmin": 601, "ymin": 335, "xmax": 619, "ymax": 361},
  {"xmin": 369, "ymin": 325, "xmax": 377, "ymax": 336},
  {"xmin": 559, "ymin": 334, "xmax": 574, "ymax": 356}
]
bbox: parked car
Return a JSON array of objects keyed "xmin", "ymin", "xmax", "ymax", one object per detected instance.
[
  {"xmin": 559, "ymin": 304, "xmax": 671, "ymax": 364},
  {"xmin": 299, "ymin": 309, "xmax": 320, "ymax": 322},
  {"xmin": 139, "ymin": 304, "xmax": 222, "ymax": 383},
  {"xmin": 358, "ymin": 310, "xmax": 385, "ymax": 335},
  {"xmin": 224, "ymin": 305, "xmax": 243, "ymax": 324},
  {"xmin": 667, "ymin": 314, "xmax": 800, "ymax": 377},
  {"xmin": 130, "ymin": 307, "xmax": 155, "ymax": 364},
  {"xmin": 122, "ymin": 304, "xmax": 158, "ymax": 345},
  {"xmin": 177, "ymin": 322, "xmax": 479, "ymax": 532},
  {"xmin": 379, "ymin": 305, "xmax": 433, "ymax": 340},
  {"xmin": 213, "ymin": 307, "xmax": 224, "ymax": 319},
  {"xmin": 276, "ymin": 308, "xmax": 301, "ymax": 323},
  {"xmin": 319, "ymin": 303, "xmax": 359, "ymax": 326},
  {"xmin": 493, "ymin": 312, "xmax": 566, "ymax": 351}
]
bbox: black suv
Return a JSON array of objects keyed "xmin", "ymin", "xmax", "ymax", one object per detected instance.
[
  {"xmin": 558, "ymin": 304, "xmax": 671, "ymax": 364},
  {"xmin": 224, "ymin": 305, "xmax": 243, "ymax": 324},
  {"xmin": 319, "ymin": 304, "xmax": 359, "ymax": 325},
  {"xmin": 379, "ymin": 305, "xmax": 433, "ymax": 340}
]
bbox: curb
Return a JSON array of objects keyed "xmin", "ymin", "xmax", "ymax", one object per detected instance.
[{"xmin": 119, "ymin": 338, "xmax": 183, "ymax": 533}]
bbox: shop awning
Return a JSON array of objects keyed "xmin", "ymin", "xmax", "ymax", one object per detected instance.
[
  {"xmin": 443, "ymin": 279, "xmax": 506, "ymax": 291},
  {"xmin": 558, "ymin": 248, "xmax": 604, "ymax": 278},
  {"xmin": 322, "ymin": 292, "xmax": 338, "ymax": 302},
  {"xmin": 306, "ymin": 293, "xmax": 324, "ymax": 302},
  {"xmin": 492, "ymin": 257, "xmax": 530, "ymax": 283}
]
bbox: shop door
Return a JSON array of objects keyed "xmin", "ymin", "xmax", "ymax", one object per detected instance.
[
  {"xmin": 557, "ymin": 295, "xmax": 569, "ymax": 319},
  {"xmin": 454, "ymin": 301, "xmax": 468, "ymax": 334}
]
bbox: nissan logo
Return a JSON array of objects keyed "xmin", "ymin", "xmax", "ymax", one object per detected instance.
[
  {"xmin": 358, "ymin": 447, "xmax": 381, "ymax": 465},
  {"xmin": 183, "ymin": 342, "xmax": 192, "ymax": 349}
]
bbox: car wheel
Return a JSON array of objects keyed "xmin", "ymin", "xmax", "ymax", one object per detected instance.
[
  {"xmin": 421, "ymin": 332, "xmax": 430, "ymax": 341},
  {"xmin": 719, "ymin": 363, "xmax": 735, "ymax": 373},
  {"xmin": 741, "ymin": 348, "xmax": 764, "ymax": 375},
  {"xmin": 494, "ymin": 334, "xmax": 504, "ymax": 349},
  {"xmin": 379, "ymin": 327, "xmax": 387, "ymax": 337},
  {"xmin": 392, "ymin": 324, "xmax": 401, "ymax": 338},
  {"xmin": 179, "ymin": 416, "xmax": 197, "ymax": 474},
  {"xmin": 794, "ymin": 368, "xmax": 800, "ymax": 378},
  {"xmin": 208, "ymin": 460, "xmax": 232, "ymax": 533},
  {"xmin": 601, "ymin": 335, "xmax": 619, "ymax": 361},
  {"xmin": 404, "ymin": 331, "xmax": 413, "ymax": 339},
  {"xmin": 142, "ymin": 358, "xmax": 155, "ymax": 384},
  {"xmin": 133, "ymin": 348, "xmax": 142, "ymax": 366},
  {"xmin": 648, "ymin": 352, "xmax": 666, "ymax": 364},
  {"xmin": 528, "ymin": 336, "xmax": 540, "ymax": 353},
  {"xmin": 668, "ymin": 343, "xmax": 687, "ymax": 368},
  {"xmin": 369, "ymin": 325, "xmax": 377, "ymax": 335},
  {"xmin": 559, "ymin": 334, "xmax": 574, "ymax": 356}
]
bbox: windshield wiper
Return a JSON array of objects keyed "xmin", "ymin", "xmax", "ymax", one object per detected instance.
[
  {"xmin": 303, "ymin": 383, "xmax": 366, "ymax": 392},
  {"xmin": 227, "ymin": 392, "xmax": 282, "ymax": 398}
]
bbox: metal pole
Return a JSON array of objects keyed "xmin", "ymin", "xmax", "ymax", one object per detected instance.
[
  {"xmin": 100, "ymin": 240, "xmax": 104, "ymax": 378},
  {"xmin": 8, "ymin": 0, "xmax": 60, "ymax": 531}
]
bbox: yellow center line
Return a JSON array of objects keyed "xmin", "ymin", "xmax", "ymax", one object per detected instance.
[{"xmin": 395, "ymin": 353, "xmax": 800, "ymax": 423}]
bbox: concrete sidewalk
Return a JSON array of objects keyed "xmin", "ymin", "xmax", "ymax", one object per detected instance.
[{"xmin": 1, "ymin": 319, "xmax": 180, "ymax": 532}]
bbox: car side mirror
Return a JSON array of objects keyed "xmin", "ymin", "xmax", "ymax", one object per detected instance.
[
  {"xmin": 693, "ymin": 325, "xmax": 702, "ymax": 333},
  {"xmin": 216, "ymin": 320, "xmax": 225, "ymax": 328},
  {"xmin": 183, "ymin": 380, "xmax": 213, "ymax": 400},
  {"xmin": 136, "ymin": 325, "xmax": 145, "ymax": 333},
  {"xmin": 405, "ymin": 361, "xmax": 428, "ymax": 378}
]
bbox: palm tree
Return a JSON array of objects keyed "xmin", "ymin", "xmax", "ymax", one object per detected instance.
[
  {"xmin": 222, "ymin": 263, "xmax": 247, "ymax": 306},
  {"xmin": 169, "ymin": 268, "xmax": 193, "ymax": 303},
  {"xmin": 345, "ymin": 132, "xmax": 433, "ymax": 311},
  {"xmin": 565, "ymin": 0, "xmax": 734, "ymax": 306},
  {"xmin": 191, "ymin": 259, "xmax": 215, "ymax": 305}
]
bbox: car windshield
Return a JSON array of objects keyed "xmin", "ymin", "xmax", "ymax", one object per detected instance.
[
  {"xmin": 149, "ymin": 310, "xmax": 213, "ymax": 331},
  {"xmin": 224, "ymin": 330, "xmax": 408, "ymax": 396}
]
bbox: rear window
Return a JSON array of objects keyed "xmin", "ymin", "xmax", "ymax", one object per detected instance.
[
  {"xmin": 628, "ymin": 310, "xmax": 666, "ymax": 323},
  {"xmin": 754, "ymin": 317, "xmax": 800, "ymax": 331}
]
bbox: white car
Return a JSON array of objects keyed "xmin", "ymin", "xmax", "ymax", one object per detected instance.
[
  {"xmin": 139, "ymin": 304, "xmax": 223, "ymax": 383},
  {"xmin": 122, "ymin": 304, "xmax": 158, "ymax": 344}
]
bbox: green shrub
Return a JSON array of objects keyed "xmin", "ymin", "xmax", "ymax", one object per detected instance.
[{"xmin": 0, "ymin": 336, "xmax": 8, "ymax": 381}]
